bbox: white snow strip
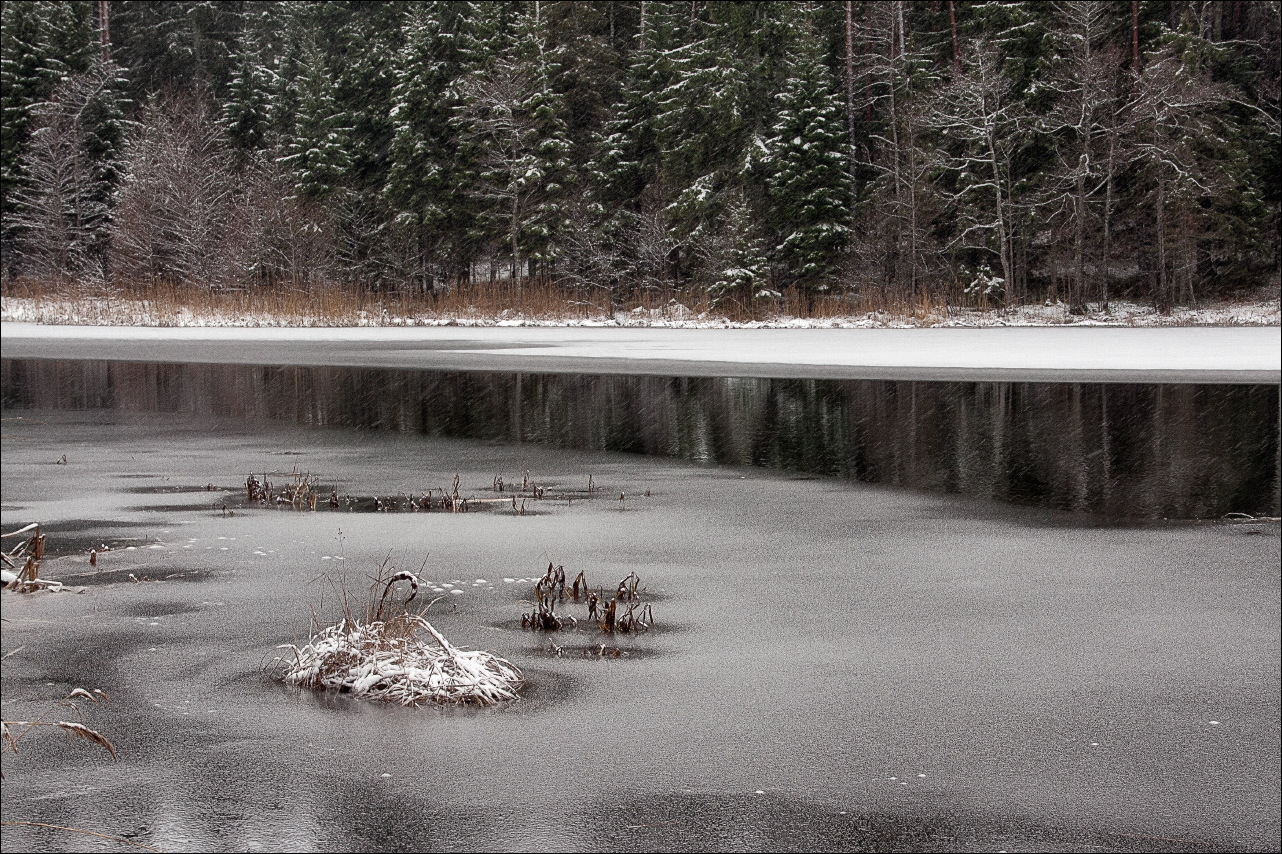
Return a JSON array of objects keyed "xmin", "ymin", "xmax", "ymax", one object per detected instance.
[{"xmin": 3, "ymin": 320, "xmax": 1276, "ymax": 381}]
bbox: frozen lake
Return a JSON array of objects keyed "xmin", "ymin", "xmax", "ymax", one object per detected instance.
[
  {"xmin": 3, "ymin": 322, "xmax": 1279, "ymax": 383},
  {"xmin": 1, "ymin": 410, "xmax": 1279, "ymax": 852},
  {"xmin": 2, "ymin": 327, "xmax": 1279, "ymax": 850}
]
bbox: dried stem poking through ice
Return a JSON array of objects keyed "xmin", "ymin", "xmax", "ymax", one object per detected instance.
[
  {"xmin": 276, "ymin": 570, "xmax": 523, "ymax": 706},
  {"xmin": 522, "ymin": 564, "xmax": 654, "ymax": 634},
  {"xmin": 1, "ymin": 523, "xmax": 62, "ymax": 592}
]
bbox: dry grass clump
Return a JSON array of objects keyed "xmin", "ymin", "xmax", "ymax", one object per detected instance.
[{"xmin": 277, "ymin": 569, "xmax": 523, "ymax": 706}]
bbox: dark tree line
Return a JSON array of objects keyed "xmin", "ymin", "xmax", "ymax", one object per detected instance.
[{"xmin": 3, "ymin": 1, "xmax": 1278, "ymax": 311}]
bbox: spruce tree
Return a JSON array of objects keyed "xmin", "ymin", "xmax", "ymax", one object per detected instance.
[
  {"xmin": 221, "ymin": 32, "xmax": 273, "ymax": 155},
  {"xmin": 710, "ymin": 190, "xmax": 770, "ymax": 307},
  {"xmin": 384, "ymin": 1, "xmax": 478, "ymax": 285},
  {"xmin": 279, "ymin": 38, "xmax": 348, "ymax": 202},
  {"xmin": 767, "ymin": 27, "xmax": 851, "ymax": 291},
  {"xmin": 454, "ymin": 7, "xmax": 573, "ymax": 290}
]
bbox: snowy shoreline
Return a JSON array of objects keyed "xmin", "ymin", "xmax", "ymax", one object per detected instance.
[
  {"xmin": 4, "ymin": 319, "xmax": 1278, "ymax": 384},
  {"xmin": 2, "ymin": 294, "xmax": 1279, "ymax": 330}
]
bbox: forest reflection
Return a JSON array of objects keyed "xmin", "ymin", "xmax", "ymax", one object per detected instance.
[{"xmin": 3, "ymin": 360, "xmax": 1277, "ymax": 520}]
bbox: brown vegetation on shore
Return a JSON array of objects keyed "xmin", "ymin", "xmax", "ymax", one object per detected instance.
[{"xmin": 4, "ymin": 278, "xmax": 1277, "ymax": 328}]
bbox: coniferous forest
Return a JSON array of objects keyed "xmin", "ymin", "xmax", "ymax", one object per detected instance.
[{"xmin": 2, "ymin": 1, "xmax": 1279, "ymax": 315}]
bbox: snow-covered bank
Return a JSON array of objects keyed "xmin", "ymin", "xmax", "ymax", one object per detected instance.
[
  {"xmin": 2, "ymin": 294, "xmax": 1278, "ymax": 329},
  {"xmin": 3, "ymin": 321, "xmax": 1278, "ymax": 384}
]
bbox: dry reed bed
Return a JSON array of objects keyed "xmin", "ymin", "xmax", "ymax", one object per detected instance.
[
  {"xmin": 2, "ymin": 279, "xmax": 1022, "ymax": 327},
  {"xmin": 523, "ymin": 563, "xmax": 655, "ymax": 638},
  {"xmin": 243, "ymin": 469, "xmax": 593, "ymax": 514},
  {"xmin": 5, "ymin": 279, "xmax": 1278, "ymax": 327}
]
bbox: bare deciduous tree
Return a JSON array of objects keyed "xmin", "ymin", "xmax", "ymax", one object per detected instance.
[
  {"xmin": 11, "ymin": 63, "xmax": 124, "ymax": 286},
  {"xmin": 1038, "ymin": 1, "xmax": 1124, "ymax": 310},
  {"xmin": 1132, "ymin": 49, "xmax": 1229, "ymax": 308},
  {"xmin": 930, "ymin": 38, "xmax": 1030, "ymax": 300},
  {"xmin": 112, "ymin": 99, "xmax": 235, "ymax": 287}
]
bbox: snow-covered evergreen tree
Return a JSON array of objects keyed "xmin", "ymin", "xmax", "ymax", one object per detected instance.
[
  {"xmin": 384, "ymin": 1, "xmax": 478, "ymax": 285},
  {"xmin": 221, "ymin": 32, "xmax": 273, "ymax": 155},
  {"xmin": 454, "ymin": 7, "xmax": 573, "ymax": 290},
  {"xmin": 278, "ymin": 38, "xmax": 348, "ymax": 202},
  {"xmin": 655, "ymin": 12, "xmax": 754, "ymax": 259},
  {"xmin": 767, "ymin": 25, "xmax": 851, "ymax": 291},
  {"xmin": 710, "ymin": 190, "xmax": 770, "ymax": 307}
]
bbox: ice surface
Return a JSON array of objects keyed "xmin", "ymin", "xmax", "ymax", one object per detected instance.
[
  {"xmin": 3, "ymin": 321, "xmax": 1278, "ymax": 382},
  {"xmin": 1, "ymin": 410, "xmax": 1278, "ymax": 851}
]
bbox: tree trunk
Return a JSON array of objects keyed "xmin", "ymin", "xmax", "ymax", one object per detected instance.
[
  {"xmin": 1102, "ymin": 134, "xmax": 1115, "ymax": 311},
  {"xmin": 1182, "ymin": 207, "xmax": 1198, "ymax": 308},
  {"xmin": 887, "ymin": 24, "xmax": 904, "ymax": 289},
  {"xmin": 949, "ymin": 0, "xmax": 960, "ymax": 70},
  {"xmin": 511, "ymin": 195, "xmax": 521, "ymax": 303},
  {"xmin": 1132, "ymin": 1, "xmax": 1140, "ymax": 73},
  {"xmin": 1156, "ymin": 174, "xmax": 1167, "ymax": 309},
  {"xmin": 846, "ymin": 1, "xmax": 856, "ymax": 197},
  {"xmin": 1074, "ymin": 167, "xmax": 1086, "ymax": 310},
  {"xmin": 99, "ymin": 0, "xmax": 110, "ymax": 61},
  {"xmin": 988, "ymin": 139, "xmax": 1012, "ymax": 293},
  {"xmin": 864, "ymin": 6, "xmax": 873, "ymax": 122}
]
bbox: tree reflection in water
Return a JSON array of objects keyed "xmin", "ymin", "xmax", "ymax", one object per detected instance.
[{"xmin": 3, "ymin": 360, "xmax": 1277, "ymax": 519}]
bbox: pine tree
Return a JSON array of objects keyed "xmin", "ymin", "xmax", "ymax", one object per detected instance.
[
  {"xmin": 221, "ymin": 32, "xmax": 273, "ymax": 155},
  {"xmin": 767, "ymin": 25, "xmax": 852, "ymax": 291},
  {"xmin": 384, "ymin": 2, "xmax": 478, "ymax": 286},
  {"xmin": 454, "ymin": 7, "xmax": 573, "ymax": 292},
  {"xmin": 278, "ymin": 38, "xmax": 348, "ymax": 202}
]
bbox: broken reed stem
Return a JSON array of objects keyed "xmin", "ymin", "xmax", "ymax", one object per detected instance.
[
  {"xmin": 2, "ymin": 688, "xmax": 116, "ymax": 779},
  {"xmin": 523, "ymin": 567, "xmax": 654, "ymax": 634},
  {"xmin": 2, "ymin": 523, "xmax": 59, "ymax": 592}
]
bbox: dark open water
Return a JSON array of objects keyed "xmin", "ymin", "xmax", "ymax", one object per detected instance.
[{"xmin": 3, "ymin": 359, "xmax": 1278, "ymax": 519}]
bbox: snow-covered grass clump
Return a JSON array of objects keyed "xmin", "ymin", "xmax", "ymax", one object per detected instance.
[{"xmin": 278, "ymin": 571, "xmax": 522, "ymax": 706}]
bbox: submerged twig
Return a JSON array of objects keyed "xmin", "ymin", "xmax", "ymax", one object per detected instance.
[{"xmin": 0, "ymin": 822, "xmax": 164, "ymax": 853}]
